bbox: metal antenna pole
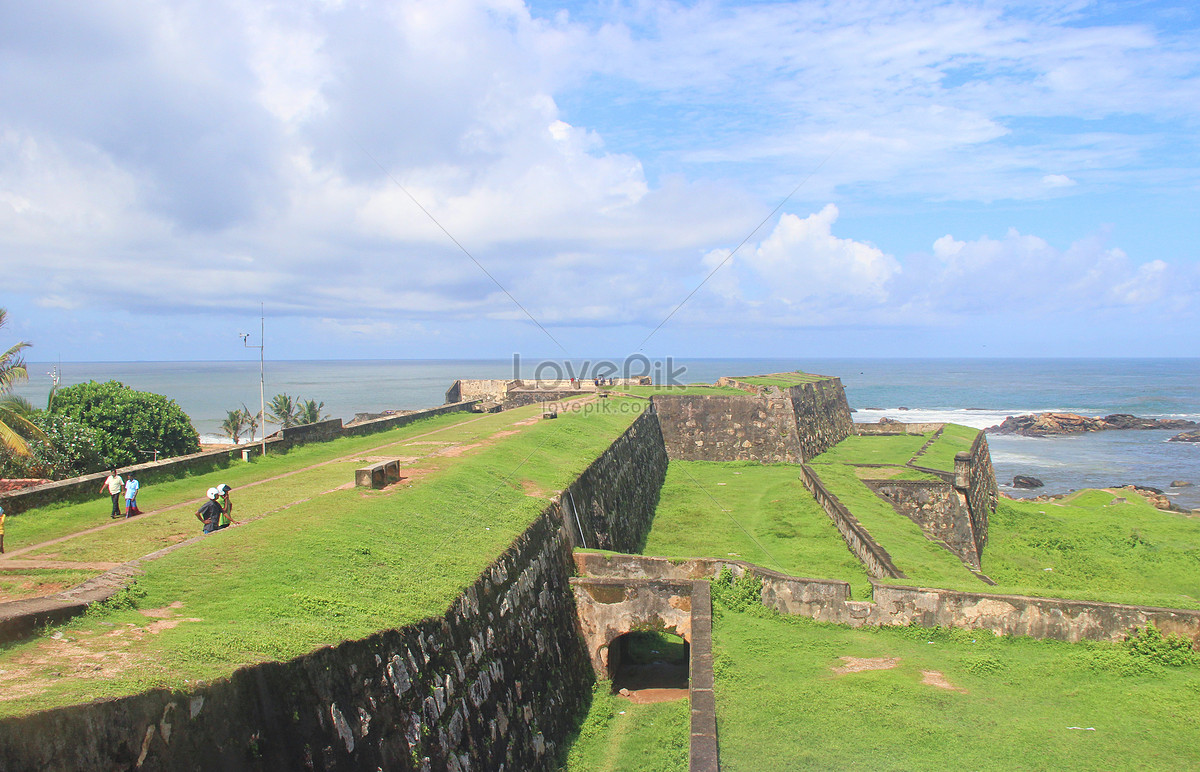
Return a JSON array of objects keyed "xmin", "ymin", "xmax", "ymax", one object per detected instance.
[{"xmin": 240, "ymin": 303, "xmax": 268, "ymax": 457}]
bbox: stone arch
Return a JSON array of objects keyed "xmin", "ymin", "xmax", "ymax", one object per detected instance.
[{"xmin": 569, "ymin": 578, "xmax": 694, "ymax": 677}]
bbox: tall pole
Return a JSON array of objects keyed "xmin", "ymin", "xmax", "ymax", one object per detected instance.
[
  {"xmin": 259, "ymin": 304, "xmax": 266, "ymax": 457},
  {"xmin": 241, "ymin": 303, "xmax": 267, "ymax": 457}
]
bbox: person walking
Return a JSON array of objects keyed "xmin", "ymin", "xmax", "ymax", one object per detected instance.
[
  {"xmin": 0, "ymin": 503, "xmax": 6, "ymax": 554},
  {"xmin": 196, "ymin": 488, "xmax": 223, "ymax": 534},
  {"xmin": 101, "ymin": 468, "xmax": 124, "ymax": 518},
  {"xmin": 124, "ymin": 473, "xmax": 140, "ymax": 517}
]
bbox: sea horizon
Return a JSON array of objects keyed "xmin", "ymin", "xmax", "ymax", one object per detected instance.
[{"xmin": 11, "ymin": 357, "xmax": 1200, "ymax": 509}]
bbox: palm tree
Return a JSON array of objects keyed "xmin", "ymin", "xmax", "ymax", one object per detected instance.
[
  {"xmin": 268, "ymin": 393, "xmax": 298, "ymax": 429},
  {"xmin": 220, "ymin": 409, "xmax": 247, "ymax": 444},
  {"xmin": 241, "ymin": 404, "xmax": 260, "ymax": 443},
  {"xmin": 0, "ymin": 308, "xmax": 42, "ymax": 457},
  {"xmin": 297, "ymin": 399, "xmax": 328, "ymax": 425}
]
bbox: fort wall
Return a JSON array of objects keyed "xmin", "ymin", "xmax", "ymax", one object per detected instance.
[{"xmin": 575, "ymin": 553, "xmax": 1200, "ymax": 645}]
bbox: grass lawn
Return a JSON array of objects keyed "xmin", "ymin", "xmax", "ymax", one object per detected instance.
[
  {"xmin": 912, "ymin": 424, "xmax": 979, "ymax": 472},
  {"xmin": 559, "ymin": 682, "xmax": 688, "ymax": 772},
  {"xmin": 980, "ymin": 490, "xmax": 1200, "ymax": 610},
  {"xmin": 809, "ymin": 434, "xmax": 931, "ymax": 467},
  {"xmin": 713, "ymin": 597, "xmax": 1200, "ymax": 771},
  {"xmin": 642, "ymin": 461, "xmax": 873, "ymax": 600},
  {"xmin": 1, "ymin": 409, "xmax": 490, "ymax": 553},
  {"xmin": 0, "ymin": 399, "xmax": 644, "ymax": 718},
  {"xmin": 732, "ymin": 372, "xmax": 829, "ymax": 387},
  {"xmin": 806, "ymin": 463, "xmax": 981, "ymax": 587}
]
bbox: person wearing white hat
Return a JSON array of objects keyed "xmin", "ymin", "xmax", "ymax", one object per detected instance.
[{"xmin": 196, "ymin": 487, "xmax": 223, "ymax": 534}]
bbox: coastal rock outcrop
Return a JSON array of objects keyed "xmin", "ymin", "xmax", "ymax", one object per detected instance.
[
  {"xmin": 1168, "ymin": 430, "xmax": 1200, "ymax": 443},
  {"xmin": 1012, "ymin": 475, "xmax": 1043, "ymax": 489},
  {"xmin": 987, "ymin": 412, "xmax": 1197, "ymax": 437}
]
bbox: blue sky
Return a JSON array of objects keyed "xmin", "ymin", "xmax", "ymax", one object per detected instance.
[{"xmin": 2, "ymin": 0, "xmax": 1198, "ymax": 362}]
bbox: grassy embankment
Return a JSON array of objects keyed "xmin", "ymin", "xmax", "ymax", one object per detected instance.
[
  {"xmin": 712, "ymin": 583, "xmax": 1200, "ymax": 771},
  {"xmin": 809, "ymin": 426, "xmax": 1200, "ymax": 609},
  {"xmin": 0, "ymin": 398, "xmax": 643, "ymax": 718},
  {"xmin": 640, "ymin": 461, "xmax": 873, "ymax": 600},
  {"xmin": 0, "ymin": 410, "xmax": 504, "ymax": 600}
]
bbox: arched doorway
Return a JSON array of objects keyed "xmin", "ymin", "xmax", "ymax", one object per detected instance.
[{"xmin": 608, "ymin": 630, "xmax": 689, "ymax": 701}]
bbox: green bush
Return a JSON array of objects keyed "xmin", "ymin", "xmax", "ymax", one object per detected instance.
[
  {"xmin": 0, "ymin": 411, "xmax": 107, "ymax": 479},
  {"xmin": 1126, "ymin": 624, "xmax": 1198, "ymax": 667},
  {"xmin": 711, "ymin": 567, "xmax": 764, "ymax": 612},
  {"xmin": 51, "ymin": 380, "xmax": 200, "ymax": 467}
]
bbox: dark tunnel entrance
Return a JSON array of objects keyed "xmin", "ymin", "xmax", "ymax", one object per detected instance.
[{"xmin": 609, "ymin": 631, "xmax": 689, "ymax": 701}]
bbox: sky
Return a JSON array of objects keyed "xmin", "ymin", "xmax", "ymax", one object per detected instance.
[{"xmin": 2, "ymin": 0, "xmax": 1199, "ymax": 363}]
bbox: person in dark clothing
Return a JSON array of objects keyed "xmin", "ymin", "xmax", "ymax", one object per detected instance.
[{"xmin": 196, "ymin": 487, "xmax": 223, "ymax": 534}]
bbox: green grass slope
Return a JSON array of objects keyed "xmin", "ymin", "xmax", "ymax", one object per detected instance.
[
  {"xmin": 641, "ymin": 461, "xmax": 872, "ymax": 598},
  {"xmin": 714, "ymin": 600, "xmax": 1200, "ymax": 771}
]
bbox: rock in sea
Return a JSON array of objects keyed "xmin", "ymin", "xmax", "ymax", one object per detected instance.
[{"xmin": 1013, "ymin": 475, "xmax": 1044, "ymax": 489}]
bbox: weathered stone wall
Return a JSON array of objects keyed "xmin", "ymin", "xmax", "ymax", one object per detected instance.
[
  {"xmin": 799, "ymin": 464, "xmax": 906, "ymax": 579},
  {"xmin": 444, "ymin": 379, "xmax": 512, "ymax": 404},
  {"xmin": 652, "ymin": 395, "xmax": 803, "ymax": 463},
  {"xmin": 504, "ymin": 389, "xmax": 584, "ymax": 409},
  {"xmin": 787, "ymin": 378, "xmax": 854, "ymax": 460},
  {"xmin": 341, "ymin": 401, "xmax": 480, "ymax": 438},
  {"xmin": 854, "ymin": 421, "xmax": 944, "ymax": 436},
  {"xmin": 864, "ymin": 480, "xmax": 981, "ymax": 568},
  {"xmin": 576, "ymin": 554, "xmax": 1200, "ymax": 645},
  {"xmin": 280, "ymin": 417, "xmax": 345, "ymax": 445},
  {"xmin": 955, "ymin": 432, "xmax": 997, "ymax": 557},
  {"xmin": 561, "ymin": 408, "xmax": 668, "ymax": 552},
  {"xmin": 570, "ymin": 577, "xmax": 694, "ymax": 674}
]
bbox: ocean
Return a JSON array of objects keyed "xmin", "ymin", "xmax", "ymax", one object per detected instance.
[{"xmin": 13, "ymin": 357, "xmax": 1200, "ymax": 510}]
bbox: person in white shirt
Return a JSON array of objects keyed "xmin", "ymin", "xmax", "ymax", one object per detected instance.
[{"xmin": 100, "ymin": 468, "xmax": 124, "ymax": 518}]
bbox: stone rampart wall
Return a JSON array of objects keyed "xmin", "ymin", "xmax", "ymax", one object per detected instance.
[
  {"xmin": 956, "ymin": 433, "xmax": 997, "ymax": 556},
  {"xmin": 854, "ymin": 422, "xmax": 944, "ymax": 436},
  {"xmin": 504, "ymin": 390, "xmax": 585, "ymax": 409},
  {"xmin": 651, "ymin": 395, "xmax": 802, "ymax": 463},
  {"xmin": 575, "ymin": 554, "xmax": 1200, "ymax": 645},
  {"xmin": 560, "ymin": 409, "xmax": 668, "ymax": 552},
  {"xmin": 445, "ymin": 379, "xmax": 512, "ymax": 404},
  {"xmin": 864, "ymin": 480, "xmax": 980, "ymax": 568},
  {"xmin": 799, "ymin": 464, "xmax": 906, "ymax": 579},
  {"xmin": 342, "ymin": 401, "xmax": 479, "ymax": 438},
  {"xmin": 0, "ymin": 402, "xmax": 665, "ymax": 771},
  {"xmin": 787, "ymin": 378, "xmax": 853, "ymax": 460}
]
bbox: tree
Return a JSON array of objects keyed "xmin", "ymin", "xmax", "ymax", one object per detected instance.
[
  {"xmin": 0, "ymin": 308, "xmax": 43, "ymax": 457},
  {"xmin": 268, "ymin": 393, "xmax": 298, "ymax": 430},
  {"xmin": 220, "ymin": 409, "xmax": 247, "ymax": 444},
  {"xmin": 241, "ymin": 404, "xmax": 260, "ymax": 443},
  {"xmin": 0, "ymin": 411, "xmax": 106, "ymax": 480},
  {"xmin": 52, "ymin": 380, "xmax": 200, "ymax": 466},
  {"xmin": 296, "ymin": 399, "xmax": 328, "ymax": 425}
]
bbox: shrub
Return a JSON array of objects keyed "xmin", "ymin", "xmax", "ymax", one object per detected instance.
[
  {"xmin": 0, "ymin": 411, "xmax": 108, "ymax": 479},
  {"xmin": 51, "ymin": 380, "xmax": 200, "ymax": 467},
  {"xmin": 1126, "ymin": 623, "xmax": 1198, "ymax": 667},
  {"xmin": 711, "ymin": 566, "xmax": 764, "ymax": 612}
]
